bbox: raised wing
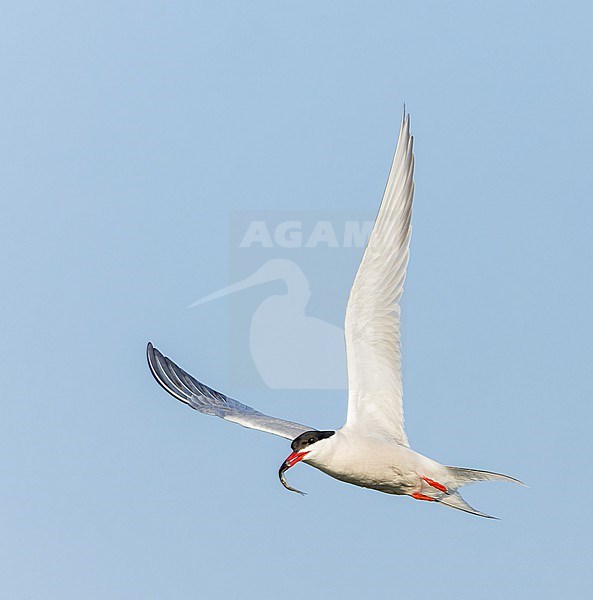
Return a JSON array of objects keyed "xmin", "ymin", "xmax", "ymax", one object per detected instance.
[
  {"xmin": 147, "ymin": 343, "xmax": 314, "ymax": 440},
  {"xmin": 344, "ymin": 112, "xmax": 414, "ymax": 445}
]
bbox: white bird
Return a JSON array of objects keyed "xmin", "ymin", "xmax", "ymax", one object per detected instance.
[{"xmin": 147, "ymin": 111, "xmax": 522, "ymax": 518}]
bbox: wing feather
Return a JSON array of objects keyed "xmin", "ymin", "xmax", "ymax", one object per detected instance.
[
  {"xmin": 344, "ymin": 112, "xmax": 415, "ymax": 445},
  {"xmin": 147, "ymin": 343, "xmax": 314, "ymax": 440}
]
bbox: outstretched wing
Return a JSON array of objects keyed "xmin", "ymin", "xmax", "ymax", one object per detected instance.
[
  {"xmin": 147, "ymin": 343, "xmax": 314, "ymax": 440},
  {"xmin": 344, "ymin": 111, "xmax": 414, "ymax": 446}
]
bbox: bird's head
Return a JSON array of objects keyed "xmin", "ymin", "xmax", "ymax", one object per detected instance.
[{"xmin": 278, "ymin": 430, "xmax": 335, "ymax": 495}]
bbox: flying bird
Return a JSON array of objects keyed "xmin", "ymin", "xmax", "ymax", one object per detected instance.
[{"xmin": 147, "ymin": 111, "xmax": 522, "ymax": 518}]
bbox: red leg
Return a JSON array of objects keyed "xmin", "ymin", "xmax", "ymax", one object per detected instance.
[
  {"xmin": 422, "ymin": 476, "xmax": 447, "ymax": 493},
  {"xmin": 412, "ymin": 492, "xmax": 436, "ymax": 502}
]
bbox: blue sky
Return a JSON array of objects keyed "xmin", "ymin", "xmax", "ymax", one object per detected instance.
[{"xmin": 2, "ymin": 1, "xmax": 592, "ymax": 598}]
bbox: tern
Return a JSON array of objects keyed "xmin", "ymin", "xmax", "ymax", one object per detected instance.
[{"xmin": 147, "ymin": 111, "xmax": 522, "ymax": 518}]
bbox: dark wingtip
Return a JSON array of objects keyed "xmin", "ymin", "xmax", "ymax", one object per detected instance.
[
  {"xmin": 146, "ymin": 342, "xmax": 158, "ymax": 369},
  {"xmin": 146, "ymin": 341, "xmax": 158, "ymax": 375}
]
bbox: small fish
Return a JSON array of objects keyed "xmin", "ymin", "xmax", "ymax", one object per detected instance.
[{"xmin": 278, "ymin": 461, "xmax": 307, "ymax": 495}]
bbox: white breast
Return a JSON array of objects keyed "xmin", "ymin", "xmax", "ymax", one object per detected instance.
[{"xmin": 304, "ymin": 429, "xmax": 426, "ymax": 495}]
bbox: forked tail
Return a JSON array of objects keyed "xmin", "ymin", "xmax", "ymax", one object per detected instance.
[
  {"xmin": 422, "ymin": 467, "xmax": 524, "ymax": 519},
  {"xmin": 447, "ymin": 467, "xmax": 524, "ymax": 487}
]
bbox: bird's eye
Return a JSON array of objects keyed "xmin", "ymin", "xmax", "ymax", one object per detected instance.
[{"xmin": 308, "ymin": 438, "xmax": 315, "ymax": 444}]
